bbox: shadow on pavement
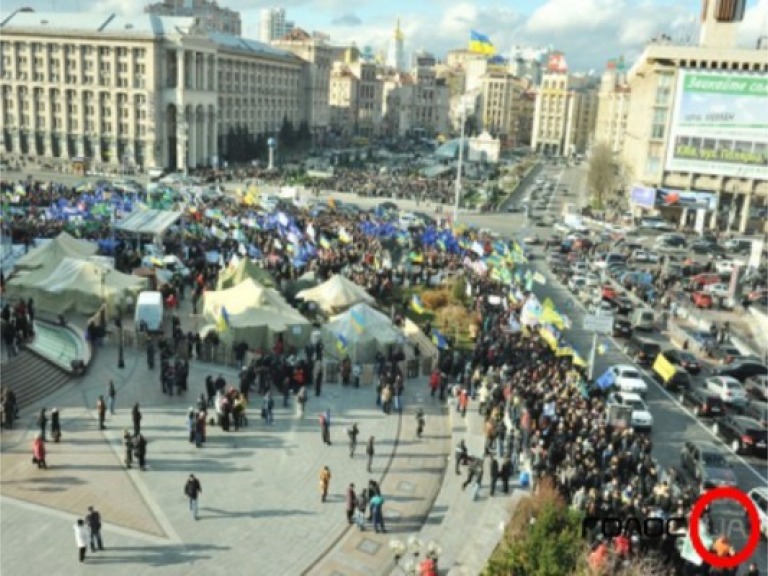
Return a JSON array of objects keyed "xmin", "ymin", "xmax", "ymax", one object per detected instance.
[
  {"xmin": 81, "ymin": 543, "xmax": 231, "ymax": 567},
  {"xmin": 200, "ymin": 506, "xmax": 315, "ymax": 519}
]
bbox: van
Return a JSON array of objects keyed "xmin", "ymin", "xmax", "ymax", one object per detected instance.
[
  {"xmin": 630, "ymin": 308, "xmax": 655, "ymax": 331},
  {"xmin": 135, "ymin": 291, "xmax": 164, "ymax": 333},
  {"xmin": 652, "ymin": 353, "xmax": 692, "ymax": 391}
]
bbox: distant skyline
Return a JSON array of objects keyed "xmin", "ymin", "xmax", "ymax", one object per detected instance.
[{"xmin": 3, "ymin": 0, "xmax": 767, "ymax": 71}]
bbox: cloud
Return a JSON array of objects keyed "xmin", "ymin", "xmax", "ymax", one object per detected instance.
[{"xmin": 331, "ymin": 12, "xmax": 362, "ymax": 26}]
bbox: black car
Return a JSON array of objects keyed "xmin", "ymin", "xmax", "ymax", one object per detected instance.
[
  {"xmin": 613, "ymin": 315, "xmax": 632, "ymax": 338},
  {"xmin": 605, "ymin": 296, "xmax": 634, "ymax": 315},
  {"xmin": 744, "ymin": 401, "xmax": 768, "ymax": 428},
  {"xmin": 623, "ymin": 335, "xmax": 662, "ymax": 366},
  {"xmin": 744, "ymin": 375, "xmax": 768, "ymax": 401},
  {"xmin": 714, "ymin": 415, "xmax": 768, "ymax": 457},
  {"xmin": 679, "ymin": 387, "xmax": 725, "ymax": 418},
  {"xmin": 662, "ymin": 349, "xmax": 702, "ymax": 375},
  {"xmin": 714, "ymin": 361, "xmax": 768, "ymax": 383}
]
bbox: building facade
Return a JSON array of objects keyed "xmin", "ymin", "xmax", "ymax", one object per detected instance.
[
  {"xmin": 385, "ymin": 19, "xmax": 407, "ymax": 73},
  {"xmin": 480, "ymin": 72, "xmax": 534, "ymax": 149},
  {"xmin": 259, "ymin": 8, "xmax": 293, "ymax": 44},
  {"xmin": 594, "ymin": 60, "xmax": 630, "ymax": 155},
  {"xmin": 622, "ymin": 0, "xmax": 768, "ymax": 233},
  {"xmin": 145, "ymin": 0, "xmax": 241, "ymax": 35},
  {"xmin": 0, "ymin": 11, "xmax": 311, "ymax": 171}
]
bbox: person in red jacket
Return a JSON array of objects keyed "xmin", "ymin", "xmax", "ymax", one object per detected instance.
[
  {"xmin": 32, "ymin": 433, "xmax": 47, "ymax": 469},
  {"xmin": 429, "ymin": 369, "xmax": 440, "ymax": 398}
]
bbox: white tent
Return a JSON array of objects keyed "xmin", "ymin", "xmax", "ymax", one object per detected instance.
[
  {"xmin": 203, "ymin": 278, "xmax": 311, "ymax": 350},
  {"xmin": 14, "ymin": 231, "xmax": 98, "ymax": 270},
  {"xmin": 322, "ymin": 303, "xmax": 404, "ymax": 363},
  {"xmin": 114, "ymin": 209, "xmax": 182, "ymax": 236},
  {"xmin": 296, "ymin": 274, "xmax": 375, "ymax": 315},
  {"xmin": 6, "ymin": 257, "xmax": 147, "ymax": 317}
]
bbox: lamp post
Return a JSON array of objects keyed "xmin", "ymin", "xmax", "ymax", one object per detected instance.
[
  {"xmin": 453, "ymin": 96, "xmax": 472, "ymax": 224},
  {"xmin": 389, "ymin": 536, "xmax": 441, "ymax": 575}
]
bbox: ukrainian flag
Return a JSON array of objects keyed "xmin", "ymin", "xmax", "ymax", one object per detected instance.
[
  {"xmin": 350, "ymin": 309, "xmax": 365, "ymax": 334},
  {"xmin": 336, "ymin": 333, "xmax": 348, "ymax": 355},
  {"xmin": 409, "ymin": 251, "xmax": 424, "ymax": 264},
  {"xmin": 469, "ymin": 30, "xmax": 496, "ymax": 56},
  {"xmin": 319, "ymin": 235, "xmax": 331, "ymax": 250},
  {"xmin": 410, "ymin": 295, "xmax": 426, "ymax": 315},
  {"xmin": 338, "ymin": 228, "xmax": 352, "ymax": 244},
  {"xmin": 217, "ymin": 306, "xmax": 231, "ymax": 332},
  {"xmin": 432, "ymin": 329, "xmax": 448, "ymax": 350}
]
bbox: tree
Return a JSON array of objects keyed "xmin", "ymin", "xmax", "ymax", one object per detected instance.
[
  {"xmin": 296, "ymin": 120, "xmax": 312, "ymax": 151},
  {"xmin": 586, "ymin": 142, "xmax": 618, "ymax": 211}
]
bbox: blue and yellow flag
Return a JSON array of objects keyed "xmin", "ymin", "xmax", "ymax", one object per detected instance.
[
  {"xmin": 469, "ymin": 30, "xmax": 496, "ymax": 56},
  {"xmin": 336, "ymin": 333, "xmax": 348, "ymax": 355},
  {"xmin": 350, "ymin": 309, "xmax": 365, "ymax": 334},
  {"xmin": 410, "ymin": 294, "xmax": 426, "ymax": 315},
  {"xmin": 217, "ymin": 306, "xmax": 231, "ymax": 332},
  {"xmin": 319, "ymin": 235, "xmax": 331, "ymax": 250},
  {"xmin": 432, "ymin": 329, "xmax": 448, "ymax": 350}
]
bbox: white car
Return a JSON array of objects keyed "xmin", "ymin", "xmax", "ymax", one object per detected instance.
[
  {"xmin": 571, "ymin": 261, "xmax": 589, "ymax": 274},
  {"xmin": 704, "ymin": 283, "xmax": 731, "ymax": 299},
  {"xmin": 715, "ymin": 259, "xmax": 746, "ymax": 275},
  {"xmin": 610, "ymin": 365, "xmax": 649, "ymax": 396},
  {"xmin": 568, "ymin": 275, "xmax": 587, "ymax": 292},
  {"xmin": 584, "ymin": 273, "xmax": 601, "ymax": 287},
  {"xmin": 705, "ymin": 376, "xmax": 748, "ymax": 406},
  {"xmin": 607, "ymin": 392, "xmax": 654, "ymax": 430},
  {"xmin": 747, "ymin": 487, "xmax": 768, "ymax": 539}
]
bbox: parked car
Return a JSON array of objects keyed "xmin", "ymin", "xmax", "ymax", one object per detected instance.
[
  {"xmin": 715, "ymin": 259, "xmax": 746, "ymax": 275},
  {"xmin": 713, "ymin": 415, "xmax": 768, "ymax": 456},
  {"xmin": 690, "ymin": 273, "xmax": 722, "ymax": 289},
  {"xmin": 678, "ymin": 387, "xmax": 725, "ymax": 418},
  {"xmin": 692, "ymin": 291, "xmax": 714, "ymax": 309},
  {"xmin": 746, "ymin": 487, "xmax": 768, "ymax": 539},
  {"xmin": 613, "ymin": 315, "xmax": 633, "ymax": 338},
  {"xmin": 744, "ymin": 401, "xmax": 768, "ymax": 429},
  {"xmin": 711, "ymin": 345, "xmax": 743, "ymax": 365},
  {"xmin": 607, "ymin": 296, "xmax": 634, "ymax": 315},
  {"xmin": 661, "ymin": 349, "xmax": 701, "ymax": 375},
  {"xmin": 704, "ymin": 283, "xmax": 732, "ymax": 299},
  {"xmin": 713, "ymin": 360, "xmax": 768, "ymax": 383},
  {"xmin": 606, "ymin": 392, "xmax": 654, "ymax": 431},
  {"xmin": 680, "ymin": 442, "xmax": 737, "ymax": 488},
  {"xmin": 745, "ymin": 375, "xmax": 768, "ymax": 402},
  {"xmin": 609, "ymin": 365, "xmax": 649, "ymax": 396},
  {"xmin": 705, "ymin": 376, "xmax": 748, "ymax": 407},
  {"xmin": 623, "ymin": 335, "xmax": 662, "ymax": 367}
]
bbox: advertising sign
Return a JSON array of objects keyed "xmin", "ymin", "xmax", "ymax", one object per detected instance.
[
  {"xmin": 654, "ymin": 189, "xmax": 719, "ymax": 211},
  {"xmin": 666, "ymin": 70, "xmax": 768, "ymax": 180},
  {"xmin": 630, "ymin": 185, "xmax": 656, "ymax": 208}
]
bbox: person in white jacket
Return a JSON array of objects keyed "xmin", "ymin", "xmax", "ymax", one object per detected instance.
[{"xmin": 74, "ymin": 518, "xmax": 88, "ymax": 563}]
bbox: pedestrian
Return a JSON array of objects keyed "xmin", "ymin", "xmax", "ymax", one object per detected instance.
[
  {"xmin": 314, "ymin": 367, "xmax": 323, "ymax": 397},
  {"xmin": 186, "ymin": 408, "xmax": 196, "ymax": 443},
  {"xmin": 370, "ymin": 493, "xmax": 386, "ymax": 533},
  {"xmin": 319, "ymin": 465, "xmax": 331, "ymax": 503},
  {"xmin": 489, "ymin": 457, "xmax": 499, "ymax": 496},
  {"xmin": 184, "ymin": 474, "xmax": 202, "ymax": 520},
  {"xmin": 366, "ymin": 436, "xmax": 375, "ymax": 473},
  {"xmin": 132, "ymin": 403, "xmax": 142, "ymax": 437},
  {"xmin": 51, "ymin": 408, "xmax": 61, "ymax": 443},
  {"xmin": 296, "ymin": 384, "xmax": 307, "ymax": 418},
  {"xmin": 205, "ymin": 375, "xmax": 216, "ymax": 407},
  {"xmin": 32, "ymin": 433, "xmax": 47, "ymax": 469},
  {"xmin": 85, "ymin": 506, "xmax": 104, "ymax": 552},
  {"xmin": 455, "ymin": 439, "xmax": 468, "ymax": 475},
  {"xmin": 123, "ymin": 429, "xmax": 134, "ymax": 469},
  {"xmin": 147, "ymin": 338, "xmax": 156, "ymax": 370},
  {"xmin": 107, "ymin": 380, "xmax": 116, "ymax": 415},
  {"xmin": 135, "ymin": 433, "xmax": 147, "ymax": 470},
  {"xmin": 355, "ymin": 488, "xmax": 369, "ymax": 530},
  {"xmin": 500, "ymin": 458, "xmax": 512, "ymax": 494},
  {"xmin": 74, "ymin": 519, "xmax": 88, "ymax": 563},
  {"xmin": 263, "ymin": 392, "xmax": 274, "ymax": 425},
  {"xmin": 347, "ymin": 422, "xmax": 359, "ymax": 458},
  {"xmin": 345, "ymin": 483, "xmax": 357, "ymax": 524},
  {"xmin": 319, "ymin": 412, "xmax": 331, "ymax": 445},
  {"xmin": 461, "ymin": 456, "xmax": 479, "ymax": 491},
  {"xmin": 471, "ymin": 457, "xmax": 484, "ymax": 501},
  {"xmin": 459, "ymin": 388, "xmax": 469, "ymax": 418},
  {"xmin": 96, "ymin": 396, "xmax": 106, "ymax": 430},
  {"xmin": 415, "ymin": 408, "xmax": 425, "ymax": 438},
  {"xmin": 37, "ymin": 407, "xmax": 47, "ymax": 440}
]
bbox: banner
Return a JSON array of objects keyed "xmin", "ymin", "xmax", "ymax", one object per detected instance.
[
  {"xmin": 666, "ymin": 70, "xmax": 768, "ymax": 180},
  {"xmin": 655, "ymin": 189, "xmax": 718, "ymax": 211},
  {"xmin": 630, "ymin": 185, "xmax": 656, "ymax": 208}
]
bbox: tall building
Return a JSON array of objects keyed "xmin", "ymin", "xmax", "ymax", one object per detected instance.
[
  {"xmin": 530, "ymin": 54, "xmax": 598, "ymax": 156},
  {"xmin": 0, "ymin": 11, "xmax": 319, "ymax": 171},
  {"xmin": 386, "ymin": 19, "xmax": 406, "ymax": 73},
  {"xmin": 622, "ymin": 0, "xmax": 768, "ymax": 233},
  {"xmin": 594, "ymin": 59, "xmax": 631, "ymax": 155},
  {"xmin": 259, "ymin": 8, "xmax": 294, "ymax": 43},
  {"xmin": 509, "ymin": 45, "xmax": 551, "ymax": 86},
  {"xmin": 144, "ymin": 0, "xmax": 241, "ymax": 35},
  {"xmin": 479, "ymin": 72, "xmax": 533, "ymax": 149}
]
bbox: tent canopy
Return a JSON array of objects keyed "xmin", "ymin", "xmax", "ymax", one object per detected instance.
[
  {"xmin": 6, "ymin": 257, "xmax": 146, "ymax": 317},
  {"xmin": 114, "ymin": 209, "xmax": 182, "ymax": 236},
  {"xmin": 296, "ymin": 274, "xmax": 375, "ymax": 314},
  {"xmin": 203, "ymin": 278, "xmax": 310, "ymax": 350},
  {"xmin": 15, "ymin": 231, "xmax": 98, "ymax": 270},
  {"xmin": 322, "ymin": 303, "xmax": 404, "ymax": 363},
  {"xmin": 216, "ymin": 258, "xmax": 275, "ymax": 290}
]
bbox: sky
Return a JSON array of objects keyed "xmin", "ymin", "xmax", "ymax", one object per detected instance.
[{"xmin": 5, "ymin": 0, "xmax": 768, "ymax": 71}]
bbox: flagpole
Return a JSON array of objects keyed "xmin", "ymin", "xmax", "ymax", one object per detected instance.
[
  {"xmin": 588, "ymin": 332, "xmax": 598, "ymax": 381},
  {"xmin": 453, "ymin": 102, "xmax": 466, "ymax": 224}
]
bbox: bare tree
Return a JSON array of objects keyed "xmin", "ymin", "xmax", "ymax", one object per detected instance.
[{"xmin": 586, "ymin": 142, "xmax": 618, "ymax": 211}]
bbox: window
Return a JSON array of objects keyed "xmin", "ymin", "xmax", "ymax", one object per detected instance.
[
  {"xmin": 651, "ymin": 108, "xmax": 666, "ymax": 139},
  {"xmin": 655, "ymin": 74, "xmax": 673, "ymax": 105},
  {"xmin": 644, "ymin": 155, "xmax": 660, "ymax": 177}
]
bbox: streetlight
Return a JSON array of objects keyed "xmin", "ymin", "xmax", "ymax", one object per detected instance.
[
  {"xmin": 453, "ymin": 95, "xmax": 473, "ymax": 224},
  {"xmin": 389, "ymin": 536, "xmax": 441, "ymax": 575},
  {"xmin": 178, "ymin": 120, "xmax": 189, "ymax": 178}
]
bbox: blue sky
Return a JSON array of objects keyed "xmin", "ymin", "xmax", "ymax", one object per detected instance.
[{"xmin": 6, "ymin": 0, "xmax": 767, "ymax": 71}]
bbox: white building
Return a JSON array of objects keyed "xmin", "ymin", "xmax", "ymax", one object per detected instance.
[
  {"xmin": 386, "ymin": 19, "xmax": 407, "ymax": 73},
  {"xmin": 259, "ymin": 7, "xmax": 294, "ymax": 44}
]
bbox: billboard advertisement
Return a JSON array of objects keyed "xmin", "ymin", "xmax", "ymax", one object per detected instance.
[
  {"xmin": 655, "ymin": 189, "xmax": 718, "ymax": 211},
  {"xmin": 666, "ymin": 70, "xmax": 768, "ymax": 180},
  {"xmin": 630, "ymin": 185, "xmax": 656, "ymax": 208}
]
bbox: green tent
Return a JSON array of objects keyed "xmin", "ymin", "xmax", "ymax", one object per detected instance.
[{"xmin": 216, "ymin": 257, "xmax": 275, "ymax": 290}]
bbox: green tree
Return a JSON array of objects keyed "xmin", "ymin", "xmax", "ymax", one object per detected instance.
[
  {"xmin": 586, "ymin": 142, "xmax": 618, "ymax": 211},
  {"xmin": 296, "ymin": 120, "xmax": 312, "ymax": 151}
]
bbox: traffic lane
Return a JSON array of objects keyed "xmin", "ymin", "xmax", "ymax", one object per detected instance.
[{"xmin": 531, "ymin": 257, "xmax": 768, "ymax": 570}]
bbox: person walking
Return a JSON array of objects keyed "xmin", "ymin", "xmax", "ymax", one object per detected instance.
[
  {"xmin": 36, "ymin": 408, "xmax": 47, "ymax": 441},
  {"xmin": 32, "ymin": 433, "xmax": 47, "ymax": 469},
  {"xmin": 319, "ymin": 412, "xmax": 331, "ymax": 445},
  {"xmin": 135, "ymin": 433, "xmax": 147, "ymax": 470},
  {"xmin": 96, "ymin": 396, "xmax": 107, "ymax": 430},
  {"xmin": 319, "ymin": 465, "xmax": 331, "ymax": 503},
  {"xmin": 132, "ymin": 403, "xmax": 142, "ymax": 437},
  {"xmin": 51, "ymin": 408, "xmax": 62, "ymax": 443},
  {"xmin": 184, "ymin": 474, "xmax": 202, "ymax": 520},
  {"xmin": 123, "ymin": 429, "xmax": 134, "ymax": 469},
  {"xmin": 186, "ymin": 408, "xmax": 196, "ymax": 443},
  {"xmin": 296, "ymin": 384, "xmax": 307, "ymax": 418},
  {"xmin": 355, "ymin": 488, "xmax": 369, "ymax": 531},
  {"xmin": 345, "ymin": 483, "xmax": 357, "ymax": 525},
  {"xmin": 500, "ymin": 458, "xmax": 512, "ymax": 494},
  {"xmin": 455, "ymin": 440, "xmax": 468, "ymax": 475},
  {"xmin": 347, "ymin": 422, "xmax": 359, "ymax": 458},
  {"xmin": 146, "ymin": 338, "xmax": 156, "ymax": 370},
  {"xmin": 107, "ymin": 380, "xmax": 116, "ymax": 415},
  {"xmin": 370, "ymin": 493, "xmax": 386, "ymax": 533},
  {"xmin": 85, "ymin": 506, "xmax": 104, "ymax": 552},
  {"xmin": 489, "ymin": 457, "xmax": 500, "ymax": 496},
  {"xmin": 415, "ymin": 408, "xmax": 425, "ymax": 439},
  {"xmin": 74, "ymin": 519, "xmax": 88, "ymax": 563},
  {"xmin": 366, "ymin": 436, "xmax": 375, "ymax": 473}
]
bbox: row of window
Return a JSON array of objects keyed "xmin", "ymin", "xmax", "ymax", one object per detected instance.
[{"xmin": 0, "ymin": 42, "xmax": 146, "ymax": 59}]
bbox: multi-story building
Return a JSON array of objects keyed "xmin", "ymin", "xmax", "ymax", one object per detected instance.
[
  {"xmin": 272, "ymin": 28, "xmax": 332, "ymax": 145},
  {"xmin": 509, "ymin": 46, "xmax": 551, "ymax": 86},
  {"xmin": 145, "ymin": 0, "xmax": 241, "ymax": 35},
  {"xmin": 531, "ymin": 58, "xmax": 598, "ymax": 156},
  {"xmin": 594, "ymin": 60, "xmax": 630, "ymax": 155},
  {"xmin": 622, "ymin": 0, "xmax": 768, "ymax": 233},
  {"xmin": 386, "ymin": 19, "xmax": 407, "ymax": 73},
  {"xmin": 327, "ymin": 58, "xmax": 382, "ymax": 139},
  {"xmin": 328, "ymin": 62, "xmax": 357, "ymax": 138},
  {"xmin": 480, "ymin": 72, "xmax": 534, "ymax": 149},
  {"xmin": 259, "ymin": 7, "xmax": 293, "ymax": 44},
  {"xmin": 0, "ymin": 11, "xmax": 313, "ymax": 171}
]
